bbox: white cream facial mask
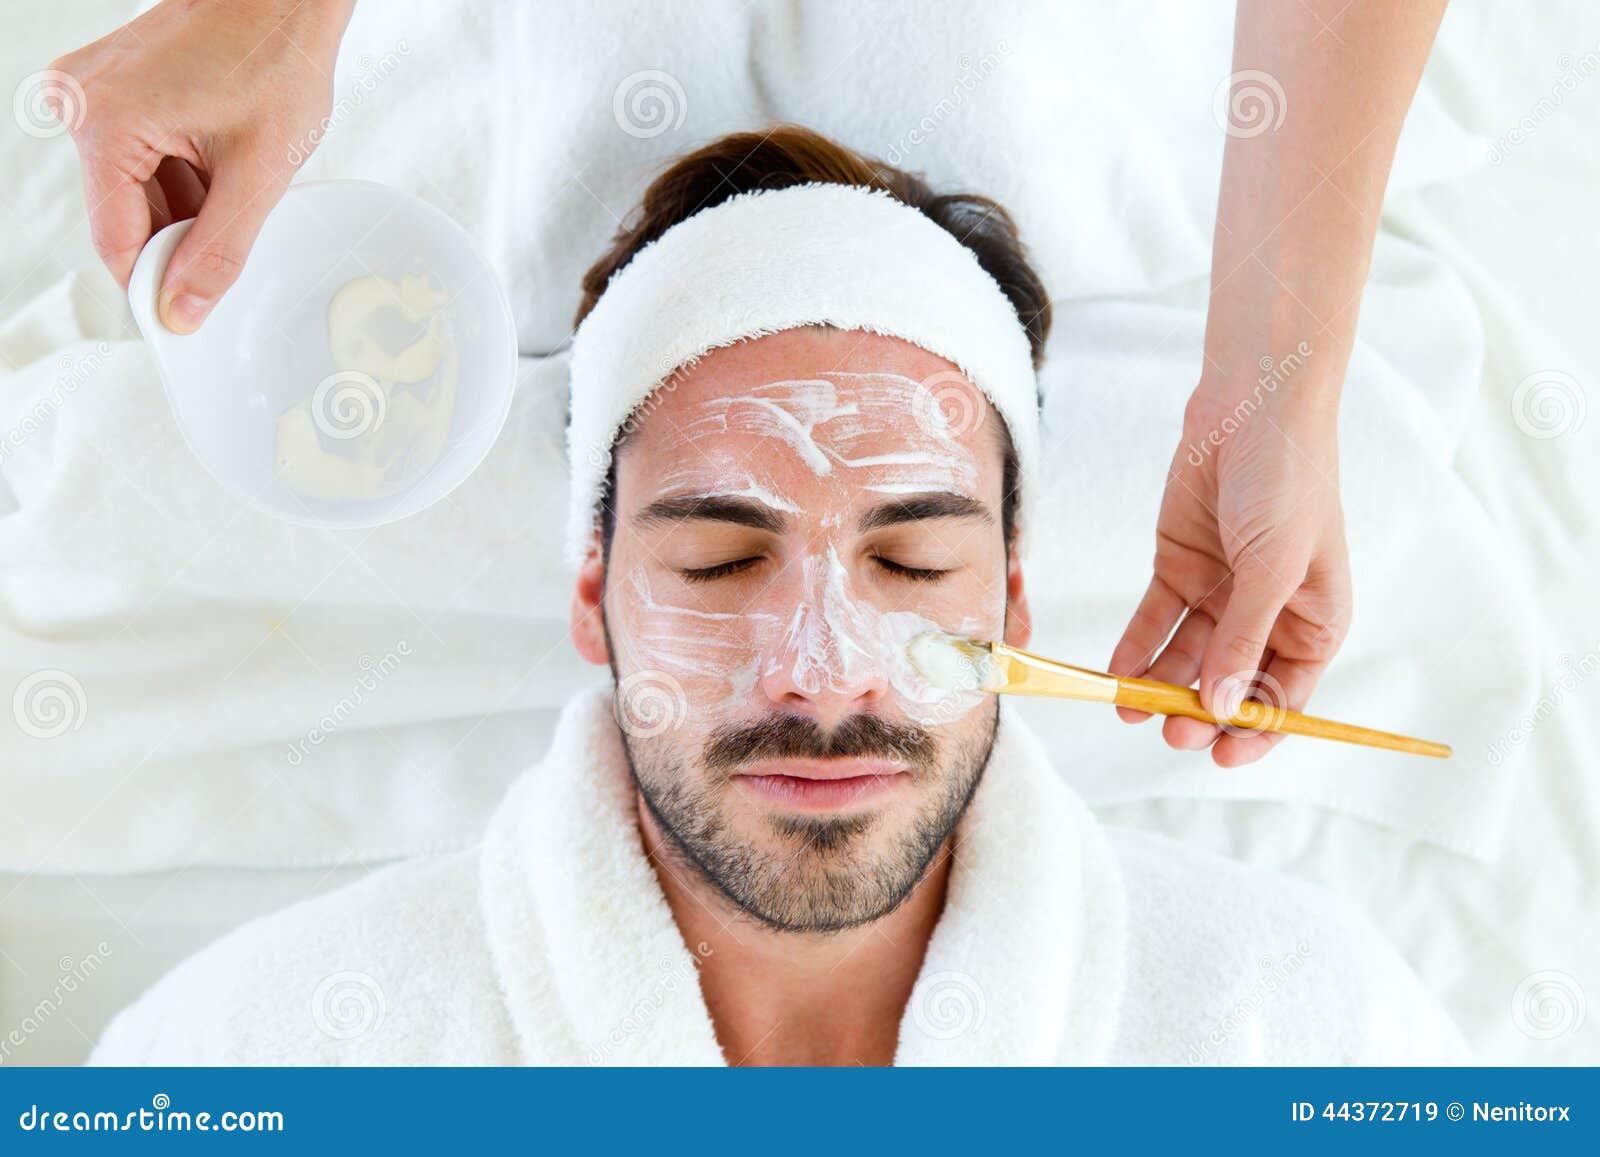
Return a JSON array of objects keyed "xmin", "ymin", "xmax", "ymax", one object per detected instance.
[
  {"xmin": 905, "ymin": 631, "xmax": 1005, "ymax": 693},
  {"xmin": 612, "ymin": 371, "xmax": 1005, "ymax": 727},
  {"xmin": 655, "ymin": 374, "xmax": 980, "ymax": 496},
  {"xmin": 274, "ymin": 273, "xmax": 458, "ymax": 501},
  {"xmin": 614, "ymin": 565, "xmax": 994, "ymax": 726}
]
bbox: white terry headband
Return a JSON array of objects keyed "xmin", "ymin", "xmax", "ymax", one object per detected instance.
[{"xmin": 564, "ymin": 182, "xmax": 1041, "ymax": 570}]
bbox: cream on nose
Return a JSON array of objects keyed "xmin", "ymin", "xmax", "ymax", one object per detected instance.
[{"xmin": 758, "ymin": 546, "xmax": 891, "ymax": 711}]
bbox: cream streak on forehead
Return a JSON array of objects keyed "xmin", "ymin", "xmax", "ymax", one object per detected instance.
[
  {"xmin": 653, "ymin": 465, "xmax": 803, "ymax": 514},
  {"xmin": 655, "ymin": 372, "xmax": 980, "ymax": 497}
]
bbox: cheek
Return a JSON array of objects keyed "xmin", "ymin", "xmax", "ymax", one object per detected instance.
[
  {"xmin": 877, "ymin": 608, "xmax": 1000, "ymax": 726},
  {"xmin": 609, "ymin": 566, "xmax": 777, "ymax": 714}
]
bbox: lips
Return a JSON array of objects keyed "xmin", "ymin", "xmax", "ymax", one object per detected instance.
[
  {"xmin": 738, "ymin": 757, "xmax": 907, "ymax": 781},
  {"xmin": 733, "ymin": 758, "xmax": 909, "ymax": 810}
]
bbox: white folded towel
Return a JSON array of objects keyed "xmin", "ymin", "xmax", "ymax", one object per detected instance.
[
  {"xmin": 563, "ymin": 183, "xmax": 1042, "ymax": 571},
  {"xmin": 88, "ymin": 685, "xmax": 1468, "ymax": 1065}
]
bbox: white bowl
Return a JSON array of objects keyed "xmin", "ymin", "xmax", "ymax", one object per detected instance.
[{"xmin": 128, "ymin": 179, "xmax": 517, "ymax": 528}]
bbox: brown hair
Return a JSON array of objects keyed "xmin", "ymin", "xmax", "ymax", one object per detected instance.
[
  {"xmin": 581, "ymin": 124, "xmax": 1050, "ymax": 559},
  {"xmin": 576, "ymin": 125, "xmax": 1051, "ymax": 365}
]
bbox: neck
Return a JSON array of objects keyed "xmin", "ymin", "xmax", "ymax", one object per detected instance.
[{"xmin": 635, "ymin": 795, "xmax": 952, "ymax": 1066}]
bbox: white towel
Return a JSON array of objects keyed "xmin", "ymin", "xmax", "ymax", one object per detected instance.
[
  {"xmin": 87, "ymin": 685, "xmax": 1468, "ymax": 1065},
  {"xmin": 0, "ymin": 235, "xmax": 1545, "ymax": 876},
  {"xmin": 310, "ymin": 0, "xmax": 1487, "ymax": 354},
  {"xmin": 0, "ymin": 0, "xmax": 1517, "ymax": 876},
  {"xmin": 563, "ymin": 183, "xmax": 1043, "ymax": 572}
]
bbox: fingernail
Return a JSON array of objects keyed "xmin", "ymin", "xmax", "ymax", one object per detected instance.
[{"xmin": 159, "ymin": 291, "xmax": 210, "ymax": 335}]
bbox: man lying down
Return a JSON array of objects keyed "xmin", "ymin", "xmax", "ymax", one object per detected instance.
[{"xmin": 90, "ymin": 127, "xmax": 1467, "ymax": 1067}]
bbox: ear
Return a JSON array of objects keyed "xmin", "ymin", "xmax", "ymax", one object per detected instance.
[
  {"xmin": 569, "ymin": 534, "xmax": 611, "ymax": 666},
  {"xmin": 1001, "ymin": 534, "xmax": 1032, "ymax": 651}
]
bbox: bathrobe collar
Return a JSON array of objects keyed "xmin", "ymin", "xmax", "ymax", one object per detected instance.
[{"xmin": 479, "ymin": 684, "xmax": 1128, "ymax": 1065}]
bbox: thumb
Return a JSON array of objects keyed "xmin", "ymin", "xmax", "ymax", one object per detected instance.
[
  {"xmin": 1198, "ymin": 570, "xmax": 1288, "ymax": 719},
  {"xmin": 158, "ymin": 157, "xmax": 287, "ymax": 334}
]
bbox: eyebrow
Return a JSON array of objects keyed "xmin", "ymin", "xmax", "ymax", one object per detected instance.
[
  {"xmin": 855, "ymin": 492, "xmax": 993, "ymax": 532},
  {"xmin": 634, "ymin": 494, "xmax": 787, "ymax": 533},
  {"xmin": 632, "ymin": 491, "xmax": 992, "ymax": 534}
]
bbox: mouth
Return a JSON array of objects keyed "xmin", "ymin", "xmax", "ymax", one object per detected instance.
[{"xmin": 732, "ymin": 757, "xmax": 909, "ymax": 811}]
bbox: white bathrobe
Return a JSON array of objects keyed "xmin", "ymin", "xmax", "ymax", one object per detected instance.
[{"xmin": 89, "ymin": 686, "xmax": 1468, "ymax": 1066}]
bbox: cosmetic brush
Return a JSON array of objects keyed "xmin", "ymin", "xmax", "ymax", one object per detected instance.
[{"xmin": 907, "ymin": 632, "xmax": 1451, "ymax": 760}]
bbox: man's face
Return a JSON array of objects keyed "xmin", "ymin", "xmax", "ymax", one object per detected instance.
[{"xmin": 573, "ymin": 328, "xmax": 1031, "ymax": 932}]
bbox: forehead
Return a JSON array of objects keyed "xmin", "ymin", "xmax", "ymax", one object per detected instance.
[{"xmin": 619, "ymin": 328, "xmax": 1002, "ymax": 493}]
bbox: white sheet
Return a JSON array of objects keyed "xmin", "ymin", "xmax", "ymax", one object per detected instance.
[
  {"xmin": 1, "ymin": 0, "xmax": 1595, "ymax": 1065},
  {"xmin": 0, "ymin": 0, "xmax": 1528, "ymax": 868},
  {"xmin": 0, "ymin": 246, "xmax": 1543, "ymax": 867}
]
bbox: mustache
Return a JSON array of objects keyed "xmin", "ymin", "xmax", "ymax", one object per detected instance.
[{"xmin": 702, "ymin": 712, "xmax": 937, "ymax": 774}]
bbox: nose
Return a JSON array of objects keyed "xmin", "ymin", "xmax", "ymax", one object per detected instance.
[{"xmin": 756, "ymin": 547, "xmax": 891, "ymax": 729}]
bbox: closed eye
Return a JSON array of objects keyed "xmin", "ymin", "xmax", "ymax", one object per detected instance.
[
  {"xmin": 873, "ymin": 556, "xmax": 949, "ymax": 582},
  {"xmin": 680, "ymin": 557, "xmax": 763, "ymax": 583},
  {"xmin": 679, "ymin": 556, "xmax": 949, "ymax": 583}
]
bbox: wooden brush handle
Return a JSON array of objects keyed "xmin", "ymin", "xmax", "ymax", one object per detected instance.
[{"xmin": 1112, "ymin": 675, "xmax": 1451, "ymax": 759}]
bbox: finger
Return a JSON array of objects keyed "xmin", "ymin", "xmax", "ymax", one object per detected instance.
[
  {"xmin": 82, "ymin": 160, "xmax": 154, "ymax": 289},
  {"xmin": 1212, "ymin": 727, "xmax": 1286, "ymax": 767},
  {"xmin": 1211, "ymin": 651, "xmax": 1326, "ymax": 767},
  {"xmin": 152, "ymin": 156, "xmax": 207, "ymax": 222},
  {"xmin": 1212, "ymin": 723, "xmax": 1288, "ymax": 766},
  {"xmin": 1144, "ymin": 606, "xmax": 1215, "ymax": 689},
  {"xmin": 1148, "ymin": 609, "xmax": 1224, "ymax": 744},
  {"xmin": 1110, "ymin": 576, "xmax": 1186, "ymax": 723},
  {"xmin": 145, "ymin": 176, "xmax": 173, "ymax": 233},
  {"xmin": 1198, "ymin": 567, "xmax": 1292, "ymax": 719},
  {"xmin": 158, "ymin": 155, "xmax": 287, "ymax": 334},
  {"xmin": 1210, "ymin": 653, "xmax": 1281, "ymax": 766},
  {"xmin": 1110, "ymin": 575, "xmax": 1186, "ymax": 676},
  {"xmin": 1123, "ymin": 605, "xmax": 1215, "ymax": 727},
  {"xmin": 1164, "ymin": 712, "xmax": 1220, "ymax": 750}
]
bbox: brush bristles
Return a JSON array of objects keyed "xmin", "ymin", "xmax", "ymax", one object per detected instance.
[{"xmin": 906, "ymin": 631, "xmax": 1001, "ymax": 694}]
